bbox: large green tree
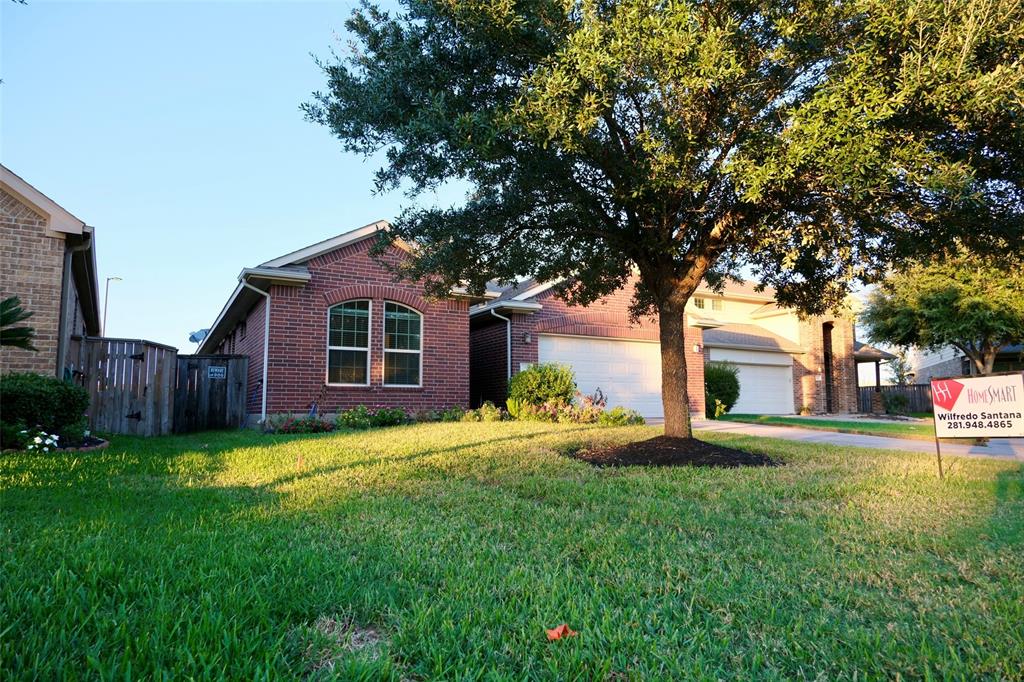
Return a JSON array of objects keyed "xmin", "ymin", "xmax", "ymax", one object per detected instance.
[
  {"xmin": 307, "ymin": 0, "xmax": 1023, "ymax": 437},
  {"xmin": 862, "ymin": 250, "xmax": 1024, "ymax": 375}
]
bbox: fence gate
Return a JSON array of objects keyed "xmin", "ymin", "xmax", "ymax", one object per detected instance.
[
  {"xmin": 83, "ymin": 337, "xmax": 178, "ymax": 436},
  {"xmin": 173, "ymin": 355, "xmax": 249, "ymax": 433}
]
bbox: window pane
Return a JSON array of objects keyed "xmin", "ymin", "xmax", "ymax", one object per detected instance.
[
  {"xmin": 328, "ymin": 349, "xmax": 368, "ymax": 384},
  {"xmin": 384, "ymin": 302, "xmax": 421, "ymax": 350},
  {"xmin": 384, "ymin": 351, "xmax": 420, "ymax": 385},
  {"xmin": 329, "ymin": 300, "xmax": 369, "ymax": 348},
  {"xmin": 694, "ymin": 298, "xmax": 705, "ymax": 309},
  {"xmin": 711, "ymin": 299, "xmax": 723, "ymax": 311}
]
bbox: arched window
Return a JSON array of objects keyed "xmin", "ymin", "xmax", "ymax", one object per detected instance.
[
  {"xmin": 383, "ymin": 302, "xmax": 422, "ymax": 386},
  {"xmin": 327, "ymin": 300, "xmax": 371, "ymax": 385}
]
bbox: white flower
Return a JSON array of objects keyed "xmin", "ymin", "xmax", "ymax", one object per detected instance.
[{"xmin": 33, "ymin": 436, "xmax": 42, "ymax": 444}]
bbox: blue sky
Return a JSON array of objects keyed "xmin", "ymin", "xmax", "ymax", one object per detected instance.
[{"xmin": 2, "ymin": 0, "xmax": 447, "ymax": 348}]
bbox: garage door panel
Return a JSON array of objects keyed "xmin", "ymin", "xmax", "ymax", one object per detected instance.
[{"xmin": 539, "ymin": 335, "xmax": 664, "ymax": 419}]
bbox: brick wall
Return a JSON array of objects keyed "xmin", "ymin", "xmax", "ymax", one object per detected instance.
[
  {"xmin": 794, "ymin": 316, "xmax": 859, "ymax": 413},
  {"xmin": 219, "ymin": 296, "xmax": 267, "ymax": 415},
  {"xmin": 227, "ymin": 239, "xmax": 470, "ymax": 417},
  {"xmin": 469, "ymin": 317, "xmax": 507, "ymax": 406},
  {"xmin": 0, "ymin": 187, "xmax": 66, "ymax": 376},
  {"xmin": 471, "ymin": 282, "xmax": 707, "ymax": 416}
]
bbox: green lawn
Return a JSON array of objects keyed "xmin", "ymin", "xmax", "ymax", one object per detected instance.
[
  {"xmin": 721, "ymin": 414, "xmax": 937, "ymax": 440},
  {"xmin": 2, "ymin": 423, "xmax": 1022, "ymax": 679}
]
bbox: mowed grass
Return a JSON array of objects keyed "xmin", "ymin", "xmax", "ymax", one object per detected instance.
[
  {"xmin": 721, "ymin": 414, "xmax": 936, "ymax": 440},
  {"xmin": 2, "ymin": 423, "xmax": 1022, "ymax": 680}
]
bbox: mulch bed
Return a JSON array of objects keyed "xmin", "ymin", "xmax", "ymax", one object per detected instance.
[{"xmin": 573, "ymin": 436, "xmax": 778, "ymax": 468}]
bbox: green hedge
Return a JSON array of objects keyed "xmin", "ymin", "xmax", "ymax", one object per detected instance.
[
  {"xmin": 704, "ymin": 362, "xmax": 740, "ymax": 418},
  {"xmin": 507, "ymin": 363, "xmax": 576, "ymax": 417},
  {"xmin": 1, "ymin": 373, "xmax": 90, "ymax": 449}
]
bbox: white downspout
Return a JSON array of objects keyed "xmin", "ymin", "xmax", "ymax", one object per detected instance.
[
  {"xmin": 241, "ymin": 281, "xmax": 271, "ymax": 424},
  {"xmin": 490, "ymin": 308, "xmax": 512, "ymax": 381}
]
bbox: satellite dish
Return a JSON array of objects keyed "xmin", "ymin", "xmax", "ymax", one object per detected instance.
[{"xmin": 188, "ymin": 329, "xmax": 210, "ymax": 344}]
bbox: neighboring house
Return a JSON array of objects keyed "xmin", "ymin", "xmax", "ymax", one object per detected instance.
[
  {"xmin": 909, "ymin": 345, "xmax": 1024, "ymax": 383},
  {"xmin": 198, "ymin": 222, "xmax": 494, "ymax": 423},
  {"xmin": 470, "ymin": 279, "xmax": 859, "ymax": 418},
  {"xmin": 1, "ymin": 165, "xmax": 100, "ymax": 379}
]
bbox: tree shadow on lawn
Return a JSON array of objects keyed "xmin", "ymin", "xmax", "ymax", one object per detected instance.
[{"xmin": 5, "ymin": 427, "xmax": 1022, "ymax": 679}]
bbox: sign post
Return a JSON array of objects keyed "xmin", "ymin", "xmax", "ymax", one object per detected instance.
[{"xmin": 930, "ymin": 372, "xmax": 1024, "ymax": 478}]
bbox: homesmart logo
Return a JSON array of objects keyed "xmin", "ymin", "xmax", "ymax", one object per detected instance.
[{"xmin": 931, "ymin": 379, "xmax": 963, "ymax": 411}]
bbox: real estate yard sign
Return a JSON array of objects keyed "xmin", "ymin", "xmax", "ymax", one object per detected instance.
[
  {"xmin": 931, "ymin": 373, "xmax": 1024, "ymax": 438},
  {"xmin": 929, "ymin": 372, "xmax": 1024, "ymax": 479}
]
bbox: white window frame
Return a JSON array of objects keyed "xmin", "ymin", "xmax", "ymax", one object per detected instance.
[
  {"xmin": 326, "ymin": 299, "xmax": 372, "ymax": 387},
  {"xmin": 711, "ymin": 298, "xmax": 723, "ymax": 311},
  {"xmin": 382, "ymin": 301, "xmax": 423, "ymax": 388},
  {"xmin": 694, "ymin": 298, "xmax": 705, "ymax": 309}
]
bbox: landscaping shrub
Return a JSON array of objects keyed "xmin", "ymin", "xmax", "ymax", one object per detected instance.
[
  {"xmin": 0, "ymin": 372, "xmax": 89, "ymax": 449},
  {"xmin": 336, "ymin": 405, "xmax": 373, "ymax": 430},
  {"xmin": 462, "ymin": 401, "xmax": 504, "ymax": 422},
  {"xmin": 507, "ymin": 363, "xmax": 576, "ymax": 411},
  {"xmin": 704, "ymin": 362, "xmax": 740, "ymax": 418},
  {"xmin": 413, "ymin": 409, "xmax": 440, "ymax": 423},
  {"xmin": 598, "ymin": 406, "xmax": 646, "ymax": 426},
  {"xmin": 883, "ymin": 392, "xmax": 909, "ymax": 415},
  {"xmin": 371, "ymin": 407, "xmax": 409, "ymax": 427},
  {"xmin": 273, "ymin": 416, "xmax": 334, "ymax": 434},
  {"xmin": 478, "ymin": 401, "xmax": 503, "ymax": 422},
  {"xmin": 439, "ymin": 406, "xmax": 466, "ymax": 422}
]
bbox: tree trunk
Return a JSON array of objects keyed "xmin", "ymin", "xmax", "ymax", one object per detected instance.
[
  {"xmin": 659, "ymin": 296, "xmax": 692, "ymax": 438},
  {"xmin": 981, "ymin": 350, "xmax": 997, "ymax": 375}
]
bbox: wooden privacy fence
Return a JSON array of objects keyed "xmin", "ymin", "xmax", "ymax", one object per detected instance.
[
  {"xmin": 81, "ymin": 338, "xmax": 249, "ymax": 436},
  {"xmin": 858, "ymin": 384, "xmax": 933, "ymax": 413},
  {"xmin": 173, "ymin": 355, "xmax": 249, "ymax": 433},
  {"xmin": 83, "ymin": 337, "xmax": 177, "ymax": 436}
]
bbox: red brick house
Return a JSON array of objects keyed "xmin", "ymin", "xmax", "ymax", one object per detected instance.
[
  {"xmin": 1, "ymin": 165, "xmax": 100, "ymax": 380},
  {"xmin": 198, "ymin": 222, "xmax": 494, "ymax": 423},
  {"xmin": 470, "ymin": 278, "xmax": 859, "ymax": 418}
]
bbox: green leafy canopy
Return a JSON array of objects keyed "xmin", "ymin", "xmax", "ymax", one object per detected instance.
[
  {"xmin": 861, "ymin": 248, "xmax": 1024, "ymax": 374},
  {"xmin": 306, "ymin": 0, "xmax": 1023, "ymax": 315}
]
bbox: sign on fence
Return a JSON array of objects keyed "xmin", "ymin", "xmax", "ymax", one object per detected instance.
[
  {"xmin": 931, "ymin": 374, "xmax": 1024, "ymax": 438},
  {"xmin": 208, "ymin": 365, "xmax": 227, "ymax": 379}
]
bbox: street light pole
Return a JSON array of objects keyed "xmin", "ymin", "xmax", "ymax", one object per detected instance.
[{"xmin": 102, "ymin": 276, "xmax": 122, "ymax": 336}]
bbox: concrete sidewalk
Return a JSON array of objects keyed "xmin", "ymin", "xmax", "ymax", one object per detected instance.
[{"xmin": 694, "ymin": 420, "xmax": 1024, "ymax": 461}]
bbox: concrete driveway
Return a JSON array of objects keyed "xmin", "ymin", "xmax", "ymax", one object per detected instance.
[{"xmin": 694, "ymin": 420, "xmax": 1024, "ymax": 461}]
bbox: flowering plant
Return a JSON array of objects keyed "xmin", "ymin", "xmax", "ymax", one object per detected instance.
[{"xmin": 22, "ymin": 429, "xmax": 59, "ymax": 452}]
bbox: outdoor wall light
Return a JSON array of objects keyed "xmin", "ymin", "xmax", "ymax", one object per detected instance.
[
  {"xmin": 693, "ymin": 343, "xmax": 703, "ymax": 354},
  {"xmin": 522, "ymin": 332, "xmax": 532, "ymax": 344}
]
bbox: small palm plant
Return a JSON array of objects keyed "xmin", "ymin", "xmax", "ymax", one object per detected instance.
[{"xmin": 0, "ymin": 296, "xmax": 37, "ymax": 351}]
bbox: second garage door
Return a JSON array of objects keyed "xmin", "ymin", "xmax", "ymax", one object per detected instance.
[
  {"xmin": 707, "ymin": 348, "xmax": 795, "ymax": 414},
  {"xmin": 538, "ymin": 334, "xmax": 664, "ymax": 419}
]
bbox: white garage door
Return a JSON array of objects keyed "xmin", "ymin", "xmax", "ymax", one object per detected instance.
[
  {"xmin": 538, "ymin": 334, "xmax": 664, "ymax": 418},
  {"xmin": 707, "ymin": 348, "xmax": 795, "ymax": 414}
]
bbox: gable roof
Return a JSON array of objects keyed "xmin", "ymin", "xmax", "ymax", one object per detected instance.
[
  {"xmin": 260, "ymin": 220, "xmax": 399, "ymax": 267},
  {"xmin": 1, "ymin": 164, "xmax": 86, "ymax": 236},
  {"xmin": 853, "ymin": 340, "xmax": 897, "ymax": 362},
  {"xmin": 199, "ymin": 222, "xmax": 496, "ymax": 353}
]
